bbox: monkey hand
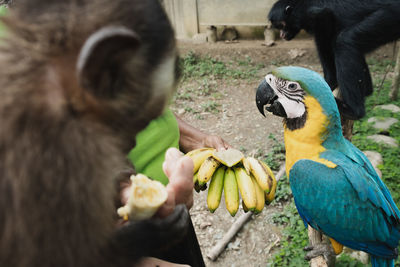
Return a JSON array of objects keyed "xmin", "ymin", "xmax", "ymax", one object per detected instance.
[
  {"xmin": 113, "ymin": 204, "xmax": 190, "ymax": 259},
  {"xmin": 159, "ymin": 148, "xmax": 194, "ymax": 218}
]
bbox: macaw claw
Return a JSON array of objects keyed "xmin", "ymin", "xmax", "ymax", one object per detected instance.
[{"xmin": 304, "ymin": 243, "xmax": 335, "ymax": 263}]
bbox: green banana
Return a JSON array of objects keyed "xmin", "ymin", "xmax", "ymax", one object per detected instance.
[
  {"xmin": 234, "ymin": 167, "xmax": 257, "ymax": 211},
  {"xmin": 207, "ymin": 166, "xmax": 226, "ymax": 213},
  {"xmin": 197, "ymin": 156, "xmax": 221, "ymax": 185},
  {"xmin": 224, "ymin": 168, "xmax": 239, "ymax": 217}
]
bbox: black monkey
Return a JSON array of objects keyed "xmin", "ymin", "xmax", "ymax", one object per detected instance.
[{"xmin": 268, "ymin": 0, "xmax": 400, "ymax": 119}]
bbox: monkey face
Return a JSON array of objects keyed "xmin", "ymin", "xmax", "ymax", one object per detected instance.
[
  {"xmin": 268, "ymin": 0, "xmax": 301, "ymax": 41},
  {"xmin": 74, "ymin": 1, "xmax": 179, "ymax": 151}
]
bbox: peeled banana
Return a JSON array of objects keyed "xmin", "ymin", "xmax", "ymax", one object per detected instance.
[
  {"xmin": 117, "ymin": 174, "xmax": 168, "ymax": 221},
  {"xmin": 207, "ymin": 166, "xmax": 225, "ymax": 213},
  {"xmin": 224, "ymin": 167, "xmax": 239, "ymax": 217}
]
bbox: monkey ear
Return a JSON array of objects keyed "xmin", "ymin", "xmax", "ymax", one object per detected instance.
[{"xmin": 76, "ymin": 26, "xmax": 140, "ymax": 97}]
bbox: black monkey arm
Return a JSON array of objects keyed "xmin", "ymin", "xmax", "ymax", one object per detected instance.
[
  {"xmin": 307, "ymin": 7, "xmax": 338, "ymax": 90},
  {"xmin": 333, "ymin": 8, "xmax": 399, "ymax": 119},
  {"xmin": 111, "ymin": 204, "xmax": 190, "ymax": 261}
]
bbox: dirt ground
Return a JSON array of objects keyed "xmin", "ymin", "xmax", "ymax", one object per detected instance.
[{"xmin": 171, "ymin": 38, "xmax": 395, "ymax": 267}]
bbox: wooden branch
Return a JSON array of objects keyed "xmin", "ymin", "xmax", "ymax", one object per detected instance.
[
  {"xmin": 308, "ymin": 228, "xmax": 329, "ymax": 267},
  {"xmin": 207, "ymin": 164, "xmax": 286, "ymax": 261},
  {"xmin": 206, "ymin": 210, "xmax": 252, "ymax": 261},
  {"xmin": 390, "ymin": 45, "xmax": 400, "ymax": 101},
  {"xmin": 340, "ymin": 115, "xmax": 354, "ymax": 141}
]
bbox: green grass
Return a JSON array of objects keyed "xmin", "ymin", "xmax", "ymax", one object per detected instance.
[
  {"xmin": 179, "ymin": 51, "xmax": 264, "ymax": 81},
  {"xmin": 269, "ymin": 58, "xmax": 400, "ymax": 266},
  {"xmin": 270, "ymin": 201, "xmax": 309, "ymax": 267},
  {"xmin": 201, "ymin": 100, "xmax": 220, "ymax": 113}
]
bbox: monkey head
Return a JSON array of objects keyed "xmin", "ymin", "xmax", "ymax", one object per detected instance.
[
  {"xmin": 8, "ymin": 0, "xmax": 180, "ymax": 153},
  {"xmin": 268, "ymin": 0, "xmax": 301, "ymax": 40}
]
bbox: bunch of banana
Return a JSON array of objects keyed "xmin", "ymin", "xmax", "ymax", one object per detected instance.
[{"xmin": 186, "ymin": 148, "xmax": 277, "ymax": 216}]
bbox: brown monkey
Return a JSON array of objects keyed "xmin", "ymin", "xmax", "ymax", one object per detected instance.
[{"xmin": 0, "ymin": 0, "xmax": 189, "ymax": 266}]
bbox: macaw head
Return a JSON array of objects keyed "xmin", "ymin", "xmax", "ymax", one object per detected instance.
[{"xmin": 256, "ymin": 66, "xmax": 341, "ymax": 130}]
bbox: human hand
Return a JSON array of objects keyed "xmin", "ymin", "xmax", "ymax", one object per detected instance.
[
  {"xmin": 157, "ymin": 148, "xmax": 194, "ymax": 218},
  {"xmin": 202, "ymin": 134, "xmax": 231, "ymax": 151},
  {"xmin": 176, "ymin": 115, "xmax": 231, "ymax": 153}
]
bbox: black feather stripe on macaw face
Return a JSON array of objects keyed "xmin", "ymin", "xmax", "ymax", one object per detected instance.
[{"xmin": 256, "ymin": 74, "xmax": 306, "ymax": 119}]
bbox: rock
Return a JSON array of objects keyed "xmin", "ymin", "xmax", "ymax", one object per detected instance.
[
  {"xmin": 363, "ymin": 151, "xmax": 383, "ymax": 177},
  {"xmin": 227, "ymin": 239, "xmax": 241, "ymax": 250},
  {"xmin": 263, "ymin": 24, "xmax": 276, "ymax": 47},
  {"xmin": 367, "ymin": 135, "xmax": 398, "ymax": 147},
  {"xmin": 342, "ymin": 247, "xmax": 369, "ymax": 264},
  {"xmin": 192, "ymin": 33, "xmax": 208, "ymax": 44},
  {"xmin": 375, "ymin": 104, "xmax": 400, "ymax": 113},
  {"xmin": 206, "ymin": 26, "xmax": 217, "ymax": 43},
  {"xmin": 367, "ymin": 117, "xmax": 398, "ymax": 131},
  {"xmin": 288, "ymin": 48, "xmax": 306, "ymax": 59},
  {"xmin": 177, "ymin": 108, "xmax": 185, "ymax": 116},
  {"xmin": 199, "ymin": 221, "xmax": 212, "ymax": 229}
]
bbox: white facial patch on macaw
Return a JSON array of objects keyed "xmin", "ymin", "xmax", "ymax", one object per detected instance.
[{"xmin": 265, "ymin": 74, "xmax": 306, "ymax": 119}]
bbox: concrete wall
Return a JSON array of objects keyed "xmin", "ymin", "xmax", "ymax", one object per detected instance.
[
  {"xmin": 163, "ymin": 0, "xmax": 199, "ymax": 40},
  {"xmin": 163, "ymin": 0, "xmax": 278, "ymax": 40}
]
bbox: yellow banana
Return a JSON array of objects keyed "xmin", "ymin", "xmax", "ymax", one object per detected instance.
[
  {"xmin": 234, "ymin": 167, "xmax": 257, "ymax": 211},
  {"xmin": 207, "ymin": 166, "xmax": 225, "ymax": 213},
  {"xmin": 197, "ymin": 156, "xmax": 221, "ymax": 185},
  {"xmin": 186, "ymin": 148, "xmax": 215, "ymax": 173},
  {"xmin": 242, "ymin": 157, "xmax": 251, "ymax": 175},
  {"xmin": 251, "ymin": 175, "xmax": 265, "ymax": 213},
  {"xmin": 224, "ymin": 168, "xmax": 239, "ymax": 216},
  {"xmin": 260, "ymin": 161, "xmax": 277, "ymax": 204},
  {"xmin": 246, "ymin": 157, "xmax": 272, "ymax": 193}
]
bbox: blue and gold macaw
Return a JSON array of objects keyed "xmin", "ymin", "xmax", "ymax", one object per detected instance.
[{"xmin": 256, "ymin": 66, "xmax": 400, "ymax": 267}]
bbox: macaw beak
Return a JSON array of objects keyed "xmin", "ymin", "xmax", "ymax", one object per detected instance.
[{"xmin": 256, "ymin": 79, "xmax": 287, "ymax": 117}]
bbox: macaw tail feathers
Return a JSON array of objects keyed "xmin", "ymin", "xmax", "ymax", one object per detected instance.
[{"xmin": 371, "ymin": 256, "xmax": 394, "ymax": 267}]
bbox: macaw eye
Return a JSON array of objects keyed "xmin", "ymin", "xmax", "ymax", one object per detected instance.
[
  {"xmin": 288, "ymin": 83, "xmax": 297, "ymax": 90},
  {"xmin": 285, "ymin": 5, "xmax": 293, "ymax": 15}
]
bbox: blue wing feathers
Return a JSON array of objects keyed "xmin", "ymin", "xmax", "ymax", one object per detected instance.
[
  {"xmin": 289, "ymin": 155, "xmax": 400, "ymax": 258},
  {"xmin": 344, "ymin": 140, "xmax": 400, "ymax": 220},
  {"xmin": 322, "ymin": 148, "xmax": 399, "ymax": 220}
]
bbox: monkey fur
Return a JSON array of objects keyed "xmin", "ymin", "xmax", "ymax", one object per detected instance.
[{"xmin": 0, "ymin": 0, "xmax": 188, "ymax": 266}]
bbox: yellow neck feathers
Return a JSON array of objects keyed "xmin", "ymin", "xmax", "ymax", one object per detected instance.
[{"xmin": 284, "ymin": 96, "xmax": 336, "ymax": 175}]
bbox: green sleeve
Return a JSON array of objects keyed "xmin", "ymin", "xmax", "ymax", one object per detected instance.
[{"xmin": 128, "ymin": 109, "xmax": 180, "ymax": 185}]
